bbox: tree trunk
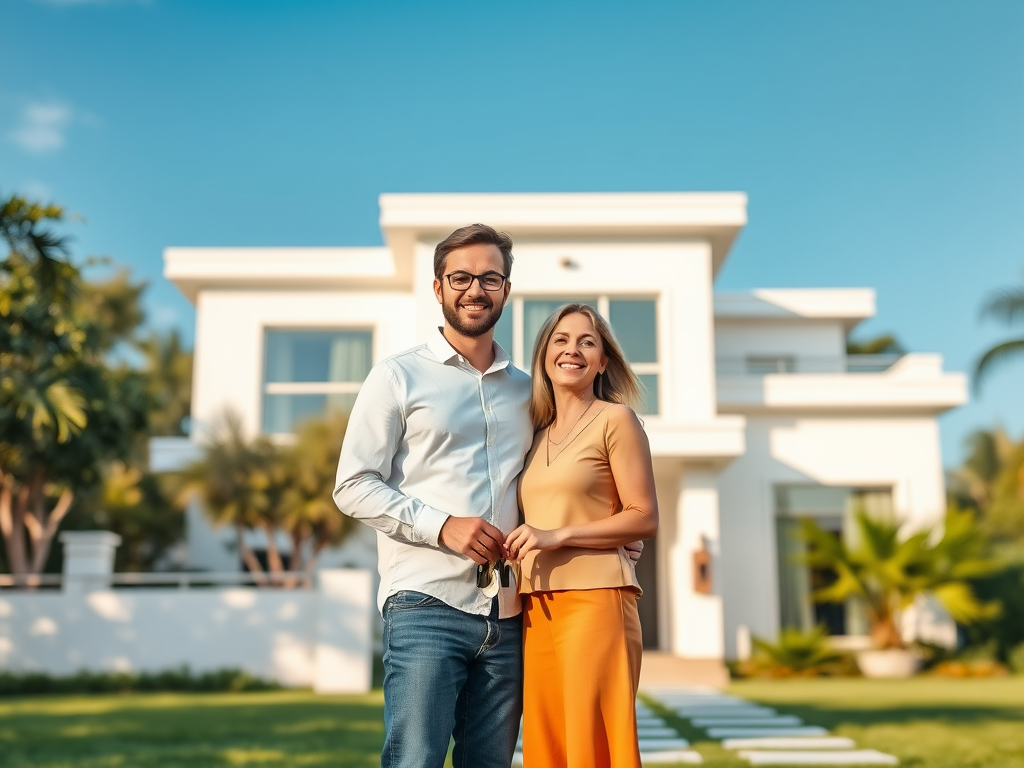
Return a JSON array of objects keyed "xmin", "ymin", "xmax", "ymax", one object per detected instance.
[
  {"xmin": 236, "ymin": 524, "xmax": 266, "ymax": 585},
  {"xmin": 261, "ymin": 522, "xmax": 284, "ymax": 585},
  {"xmin": 0, "ymin": 482, "xmax": 31, "ymax": 580},
  {"xmin": 283, "ymin": 531, "xmax": 305, "ymax": 589},
  {"xmin": 26, "ymin": 486, "xmax": 73, "ymax": 575}
]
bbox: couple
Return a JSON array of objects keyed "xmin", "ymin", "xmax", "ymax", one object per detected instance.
[{"xmin": 333, "ymin": 223, "xmax": 659, "ymax": 768}]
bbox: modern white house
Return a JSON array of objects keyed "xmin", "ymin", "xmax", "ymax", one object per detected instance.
[{"xmin": 159, "ymin": 192, "xmax": 967, "ymax": 663}]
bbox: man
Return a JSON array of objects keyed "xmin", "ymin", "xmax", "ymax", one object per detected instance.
[
  {"xmin": 334, "ymin": 223, "xmax": 530, "ymax": 768},
  {"xmin": 334, "ymin": 224, "xmax": 642, "ymax": 768}
]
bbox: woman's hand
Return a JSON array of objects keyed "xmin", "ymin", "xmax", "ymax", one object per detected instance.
[{"xmin": 504, "ymin": 524, "xmax": 564, "ymax": 562}]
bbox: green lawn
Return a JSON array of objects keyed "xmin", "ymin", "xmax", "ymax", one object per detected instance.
[{"xmin": 1, "ymin": 679, "xmax": 1023, "ymax": 767}]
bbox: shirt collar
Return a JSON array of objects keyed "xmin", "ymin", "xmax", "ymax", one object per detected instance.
[{"xmin": 427, "ymin": 327, "xmax": 511, "ymax": 374}]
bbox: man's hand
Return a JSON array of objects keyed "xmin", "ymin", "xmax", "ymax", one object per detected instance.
[
  {"xmin": 439, "ymin": 517, "xmax": 506, "ymax": 564},
  {"xmin": 624, "ymin": 539, "xmax": 644, "ymax": 563}
]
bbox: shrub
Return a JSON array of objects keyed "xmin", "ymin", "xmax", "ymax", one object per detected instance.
[
  {"xmin": 732, "ymin": 626, "xmax": 858, "ymax": 679},
  {"xmin": 0, "ymin": 666, "xmax": 279, "ymax": 696}
]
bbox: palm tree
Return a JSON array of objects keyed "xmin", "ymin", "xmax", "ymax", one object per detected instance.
[
  {"xmin": 801, "ymin": 507, "xmax": 1003, "ymax": 649},
  {"xmin": 139, "ymin": 330, "xmax": 193, "ymax": 436},
  {"xmin": 975, "ymin": 273, "xmax": 1024, "ymax": 390},
  {"xmin": 278, "ymin": 414, "xmax": 355, "ymax": 585},
  {"xmin": 177, "ymin": 410, "xmax": 283, "ymax": 582}
]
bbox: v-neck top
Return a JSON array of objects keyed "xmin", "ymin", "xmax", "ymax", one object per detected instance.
[{"xmin": 517, "ymin": 403, "xmax": 643, "ymax": 595}]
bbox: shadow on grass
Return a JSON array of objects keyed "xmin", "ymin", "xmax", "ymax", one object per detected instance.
[{"xmin": 0, "ymin": 691, "xmax": 386, "ymax": 768}]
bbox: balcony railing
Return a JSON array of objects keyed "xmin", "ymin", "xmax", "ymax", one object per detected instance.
[{"xmin": 716, "ymin": 354, "xmax": 903, "ymax": 376}]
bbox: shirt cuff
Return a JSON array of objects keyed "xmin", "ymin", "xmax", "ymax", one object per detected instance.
[{"xmin": 413, "ymin": 505, "xmax": 449, "ymax": 548}]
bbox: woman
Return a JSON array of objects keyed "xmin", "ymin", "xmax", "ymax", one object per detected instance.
[{"xmin": 504, "ymin": 303, "xmax": 659, "ymax": 768}]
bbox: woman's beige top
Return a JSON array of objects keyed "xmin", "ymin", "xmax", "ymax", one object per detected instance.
[{"xmin": 518, "ymin": 403, "xmax": 646, "ymax": 594}]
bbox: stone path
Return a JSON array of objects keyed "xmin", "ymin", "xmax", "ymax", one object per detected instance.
[
  {"xmin": 645, "ymin": 687, "xmax": 899, "ymax": 766},
  {"xmin": 512, "ymin": 686, "xmax": 899, "ymax": 765}
]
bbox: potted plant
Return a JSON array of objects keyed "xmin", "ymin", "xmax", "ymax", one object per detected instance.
[{"xmin": 801, "ymin": 507, "xmax": 1002, "ymax": 678}]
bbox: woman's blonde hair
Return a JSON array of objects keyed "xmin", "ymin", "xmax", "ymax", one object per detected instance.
[{"xmin": 529, "ymin": 303, "xmax": 643, "ymax": 430}]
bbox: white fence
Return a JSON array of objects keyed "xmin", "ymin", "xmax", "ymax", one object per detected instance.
[{"xmin": 0, "ymin": 532, "xmax": 374, "ymax": 693}]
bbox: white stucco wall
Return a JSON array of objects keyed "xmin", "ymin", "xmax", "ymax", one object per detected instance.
[
  {"xmin": 0, "ymin": 570, "xmax": 373, "ymax": 692},
  {"xmin": 715, "ymin": 319, "xmax": 846, "ymax": 361},
  {"xmin": 192, "ymin": 290, "xmax": 416, "ymax": 440},
  {"xmin": 716, "ymin": 415, "xmax": 948, "ymax": 658}
]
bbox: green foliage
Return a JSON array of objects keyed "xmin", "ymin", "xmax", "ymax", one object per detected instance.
[
  {"xmin": 177, "ymin": 410, "xmax": 354, "ymax": 582},
  {"xmin": 802, "ymin": 507, "xmax": 1003, "ymax": 649},
  {"xmin": 140, "ymin": 329, "xmax": 193, "ymax": 437},
  {"xmin": 1, "ymin": 193, "xmax": 152, "ymax": 576},
  {"xmin": 177, "ymin": 410, "xmax": 281, "ymax": 578},
  {"xmin": 949, "ymin": 427, "xmax": 1024, "ymax": 541},
  {"xmin": 974, "ymin": 271, "xmax": 1024, "ymax": 391},
  {"xmin": 278, "ymin": 413, "xmax": 355, "ymax": 575},
  {"xmin": 739, "ymin": 625, "xmax": 852, "ymax": 678},
  {"xmin": 846, "ymin": 333, "xmax": 906, "ymax": 355},
  {"xmin": 0, "ymin": 667, "xmax": 277, "ymax": 697},
  {"xmin": 1008, "ymin": 642, "xmax": 1024, "ymax": 674}
]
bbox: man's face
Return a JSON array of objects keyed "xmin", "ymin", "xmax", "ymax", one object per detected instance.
[{"xmin": 433, "ymin": 243, "xmax": 510, "ymax": 339}]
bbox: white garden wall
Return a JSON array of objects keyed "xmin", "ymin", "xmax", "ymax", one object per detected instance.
[{"xmin": 0, "ymin": 539, "xmax": 373, "ymax": 693}]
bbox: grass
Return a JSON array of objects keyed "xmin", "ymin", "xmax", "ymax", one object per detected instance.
[
  {"xmin": 0, "ymin": 690, "xmax": 385, "ymax": 768},
  {"xmin": 2, "ymin": 679, "xmax": 1023, "ymax": 767}
]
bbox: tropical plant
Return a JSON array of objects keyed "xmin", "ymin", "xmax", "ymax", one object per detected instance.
[
  {"xmin": 974, "ymin": 270, "xmax": 1024, "ymax": 390},
  {"xmin": 749, "ymin": 625, "xmax": 846, "ymax": 676},
  {"xmin": 0, "ymin": 195, "xmax": 150, "ymax": 580},
  {"xmin": 140, "ymin": 330, "xmax": 193, "ymax": 436},
  {"xmin": 846, "ymin": 333, "xmax": 906, "ymax": 356},
  {"xmin": 176, "ymin": 410, "xmax": 283, "ymax": 582},
  {"xmin": 801, "ymin": 507, "xmax": 1004, "ymax": 649},
  {"xmin": 949, "ymin": 427, "xmax": 1024, "ymax": 541},
  {"xmin": 277, "ymin": 413, "xmax": 355, "ymax": 583}
]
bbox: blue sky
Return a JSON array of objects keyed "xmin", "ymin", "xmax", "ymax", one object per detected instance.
[{"xmin": 2, "ymin": 0, "xmax": 1022, "ymax": 466}]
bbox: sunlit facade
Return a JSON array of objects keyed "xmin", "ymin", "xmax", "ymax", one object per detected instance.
[{"xmin": 160, "ymin": 192, "xmax": 967, "ymax": 661}]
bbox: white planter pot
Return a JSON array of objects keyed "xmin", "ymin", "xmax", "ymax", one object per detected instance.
[{"xmin": 856, "ymin": 649, "xmax": 921, "ymax": 679}]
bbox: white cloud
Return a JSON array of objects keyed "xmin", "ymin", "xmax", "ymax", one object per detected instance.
[{"xmin": 10, "ymin": 101, "xmax": 74, "ymax": 154}]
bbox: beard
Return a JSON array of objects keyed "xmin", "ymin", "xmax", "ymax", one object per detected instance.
[{"xmin": 441, "ymin": 290, "xmax": 505, "ymax": 338}]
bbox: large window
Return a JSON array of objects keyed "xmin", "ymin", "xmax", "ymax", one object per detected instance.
[
  {"xmin": 495, "ymin": 296, "xmax": 660, "ymax": 414},
  {"xmin": 262, "ymin": 329, "xmax": 372, "ymax": 434},
  {"xmin": 775, "ymin": 486, "xmax": 892, "ymax": 636}
]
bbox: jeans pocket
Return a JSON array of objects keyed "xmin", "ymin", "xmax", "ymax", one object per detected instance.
[{"xmin": 386, "ymin": 590, "xmax": 444, "ymax": 612}]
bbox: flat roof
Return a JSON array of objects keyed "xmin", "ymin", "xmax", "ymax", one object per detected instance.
[
  {"xmin": 714, "ymin": 289, "xmax": 876, "ymax": 328},
  {"xmin": 379, "ymin": 192, "xmax": 748, "ymax": 275},
  {"xmin": 163, "ymin": 247, "xmax": 401, "ymax": 303}
]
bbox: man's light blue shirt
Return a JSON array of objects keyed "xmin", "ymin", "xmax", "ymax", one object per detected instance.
[{"xmin": 333, "ymin": 330, "xmax": 533, "ymax": 619}]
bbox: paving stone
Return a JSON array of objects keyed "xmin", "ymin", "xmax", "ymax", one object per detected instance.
[
  {"xmin": 639, "ymin": 737, "xmax": 692, "ymax": 750},
  {"xmin": 637, "ymin": 716, "xmax": 668, "ymax": 726},
  {"xmin": 693, "ymin": 716, "xmax": 803, "ymax": 727},
  {"xmin": 638, "ymin": 726, "xmax": 680, "ymax": 738},
  {"xmin": 678, "ymin": 706, "xmax": 778, "ymax": 719},
  {"xmin": 723, "ymin": 737, "xmax": 857, "ymax": 750},
  {"xmin": 640, "ymin": 749, "xmax": 704, "ymax": 764},
  {"xmin": 737, "ymin": 749, "xmax": 898, "ymax": 765},
  {"xmin": 707, "ymin": 726, "xmax": 829, "ymax": 739}
]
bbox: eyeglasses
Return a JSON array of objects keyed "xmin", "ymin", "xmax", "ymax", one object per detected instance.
[{"xmin": 444, "ymin": 271, "xmax": 508, "ymax": 292}]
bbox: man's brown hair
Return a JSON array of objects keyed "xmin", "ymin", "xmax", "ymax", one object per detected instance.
[{"xmin": 433, "ymin": 223, "xmax": 514, "ymax": 280}]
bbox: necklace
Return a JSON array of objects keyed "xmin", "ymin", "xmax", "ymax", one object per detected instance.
[{"xmin": 547, "ymin": 400, "xmax": 595, "ymax": 445}]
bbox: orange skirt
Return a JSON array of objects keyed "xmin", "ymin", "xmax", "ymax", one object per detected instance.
[{"xmin": 521, "ymin": 588, "xmax": 642, "ymax": 768}]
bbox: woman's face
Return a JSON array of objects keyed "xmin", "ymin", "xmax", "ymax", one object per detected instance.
[{"xmin": 544, "ymin": 312, "xmax": 608, "ymax": 396}]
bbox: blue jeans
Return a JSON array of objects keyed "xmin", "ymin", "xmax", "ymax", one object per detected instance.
[{"xmin": 381, "ymin": 591, "xmax": 523, "ymax": 768}]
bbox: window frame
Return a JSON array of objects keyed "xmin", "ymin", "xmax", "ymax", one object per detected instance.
[
  {"xmin": 260, "ymin": 325, "xmax": 375, "ymax": 435},
  {"xmin": 504, "ymin": 294, "xmax": 662, "ymax": 414}
]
